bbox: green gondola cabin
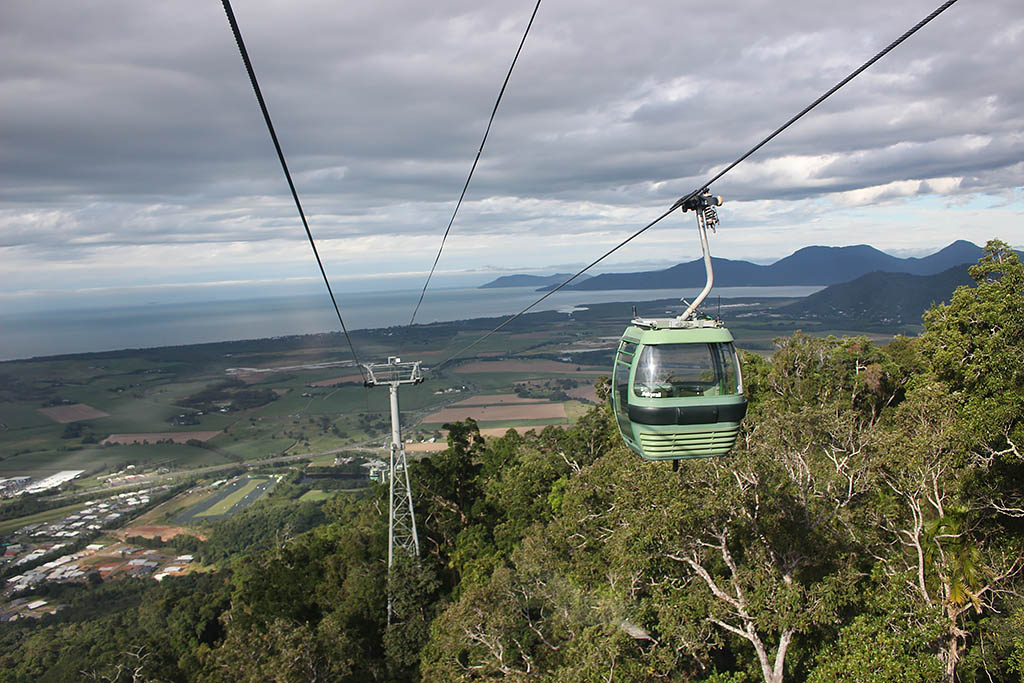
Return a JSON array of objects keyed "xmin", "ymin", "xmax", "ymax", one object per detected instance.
[{"xmin": 611, "ymin": 318, "xmax": 747, "ymax": 460}]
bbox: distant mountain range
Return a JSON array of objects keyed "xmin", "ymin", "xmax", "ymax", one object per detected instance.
[
  {"xmin": 530, "ymin": 240, "xmax": 987, "ymax": 291},
  {"xmin": 480, "ymin": 272, "xmax": 592, "ymax": 289},
  {"xmin": 480, "ymin": 241, "xmax": 1019, "ymax": 328},
  {"xmin": 781, "ymin": 265, "xmax": 975, "ymax": 324}
]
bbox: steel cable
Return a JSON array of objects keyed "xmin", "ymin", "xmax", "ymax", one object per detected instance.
[
  {"xmin": 221, "ymin": 0, "xmax": 365, "ymax": 378},
  {"xmin": 402, "ymin": 0, "xmax": 543, "ymax": 351}
]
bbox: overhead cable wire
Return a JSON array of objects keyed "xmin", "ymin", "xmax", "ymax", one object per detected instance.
[
  {"xmin": 220, "ymin": 0, "xmax": 365, "ymax": 378},
  {"xmin": 402, "ymin": 0, "xmax": 543, "ymax": 347},
  {"xmin": 439, "ymin": 0, "xmax": 962, "ymax": 366},
  {"xmin": 672, "ymin": 0, "xmax": 962, "ymax": 211}
]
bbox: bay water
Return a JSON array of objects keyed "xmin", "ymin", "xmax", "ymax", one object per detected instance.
[{"xmin": 0, "ymin": 285, "xmax": 820, "ymax": 361}]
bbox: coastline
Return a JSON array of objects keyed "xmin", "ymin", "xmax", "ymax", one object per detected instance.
[{"xmin": 0, "ymin": 286, "xmax": 821, "ymax": 362}]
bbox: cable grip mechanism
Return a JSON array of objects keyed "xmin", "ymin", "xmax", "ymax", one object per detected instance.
[{"xmin": 678, "ymin": 189, "xmax": 723, "ymax": 231}]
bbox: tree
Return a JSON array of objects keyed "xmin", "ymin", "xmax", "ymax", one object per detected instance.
[
  {"xmin": 920, "ymin": 238, "xmax": 1024, "ymax": 463},
  {"xmin": 806, "ymin": 569, "xmax": 943, "ymax": 682},
  {"xmin": 859, "ymin": 240, "xmax": 1024, "ymax": 682},
  {"xmin": 384, "ymin": 557, "xmax": 441, "ymax": 681},
  {"xmin": 413, "ymin": 420, "xmax": 485, "ymax": 574}
]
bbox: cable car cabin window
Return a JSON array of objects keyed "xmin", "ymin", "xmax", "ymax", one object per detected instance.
[
  {"xmin": 714, "ymin": 342, "xmax": 741, "ymax": 394},
  {"xmin": 615, "ymin": 362, "xmax": 630, "ymax": 404},
  {"xmin": 616, "ymin": 340, "xmax": 638, "ymax": 409},
  {"xmin": 633, "ymin": 343, "xmax": 740, "ymax": 399},
  {"xmin": 613, "ymin": 360, "xmax": 633, "ymax": 434}
]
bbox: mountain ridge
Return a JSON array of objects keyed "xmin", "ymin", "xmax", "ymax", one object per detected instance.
[
  {"xmin": 479, "ymin": 272, "xmax": 592, "ymax": 289},
  {"xmin": 782, "ymin": 263, "xmax": 975, "ymax": 324},
  {"xmin": 531, "ymin": 240, "xmax": 993, "ymax": 290}
]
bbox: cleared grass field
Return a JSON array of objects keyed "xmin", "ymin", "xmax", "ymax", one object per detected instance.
[
  {"xmin": 0, "ymin": 501, "xmax": 89, "ymax": 536},
  {"xmin": 454, "ymin": 360, "xmax": 603, "ymax": 374},
  {"xmin": 564, "ymin": 400, "xmax": 595, "ymax": 421},
  {"xmin": 298, "ymin": 490, "xmax": 335, "ymax": 502},
  {"xmin": 422, "ymin": 402, "xmax": 567, "ymax": 424},
  {"xmin": 213, "ymin": 434, "xmax": 296, "ymax": 460},
  {"xmin": 37, "ymin": 403, "xmax": 110, "ymax": 423},
  {"xmin": 404, "ymin": 442, "xmax": 448, "ymax": 453},
  {"xmin": 89, "ymin": 398, "xmax": 187, "ymax": 433},
  {"xmin": 567, "ymin": 384, "xmax": 599, "ymax": 402},
  {"xmin": 0, "ymin": 424, "xmax": 65, "ymax": 456},
  {"xmin": 475, "ymin": 418, "xmax": 568, "ymax": 430},
  {"xmin": 451, "ymin": 394, "xmax": 547, "ymax": 406},
  {"xmin": 0, "ymin": 403, "xmax": 57, "ymax": 430}
]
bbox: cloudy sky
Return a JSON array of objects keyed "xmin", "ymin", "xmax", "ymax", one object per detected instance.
[{"xmin": 2, "ymin": 0, "xmax": 1022, "ymax": 312}]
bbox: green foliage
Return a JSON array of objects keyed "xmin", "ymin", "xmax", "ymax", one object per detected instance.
[
  {"xmin": 196, "ymin": 497, "xmax": 328, "ymax": 565},
  {"xmin": 385, "ymin": 558, "xmax": 442, "ymax": 681},
  {"xmin": 267, "ymin": 468, "xmax": 310, "ymax": 500},
  {"xmin": 920, "ymin": 239, "xmax": 1024, "ymax": 458},
  {"xmin": 179, "ymin": 379, "xmax": 278, "ymax": 413}
]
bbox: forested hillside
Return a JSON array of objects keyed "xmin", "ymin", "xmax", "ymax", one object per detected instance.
[
  {"xmin": 1, "ymin": 240, "xmax": 1022, "ymax": 682},
  {"xmin": 781, "ymin": 264, "xmax": 975, "ymax": 325}
]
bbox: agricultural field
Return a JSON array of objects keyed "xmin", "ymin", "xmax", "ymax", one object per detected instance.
[
  {"xmin": 37, "ymin": 403, "xmax": 110, "ymax": 423},
  {"xmin": 451, "ymin": 394, "xmax": 548, "ymax": 406},
  {"xmin": 404, "ymin": 442, "xmax": 448, "ymax": 453},
  {"xmin": 478, "ymin": 425, "xmax": 565, "ymax": 437},
  {"xmin": 452, "ymin": 359, "xmax": 603, "ymax": 375},
  {"xmin": 423, "ymin": 402, "xmax": 567, "ymax": 425},
  {"xmin": 0, "ymin": 294, "xmax": 853, "ymax": 504},
  {"xmin": 102, "ymin": 431, "xmax": 221, "ymax": 445}
]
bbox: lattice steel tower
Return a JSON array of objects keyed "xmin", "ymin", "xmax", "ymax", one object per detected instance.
[{"xmin": 362, "ymin": 357, "xmax": 423, "ymax": 593}]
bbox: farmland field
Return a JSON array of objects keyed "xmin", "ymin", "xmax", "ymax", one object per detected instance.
[
  {"xmin": 478, "ymin": 425, "xmax": 566, "ymax": 437},
  {"xmin": 422, "ymin": 402, "xmax": 567, "ymax": 424},
  {"xmin": 566, "ymin": 384, "xmax": 599, "ymax": 402},
  {"xmin": 404, "ymin": 442, "xmax": 448, "ymax": 453},
  {"xmin": 102, "ymin": 431, "xmax": 222, "ymax": 445},
  {"xmin": 453, "ymin": 360, "xmax": 603, "ymax": 374},
  {"xmin": 37, "ymin": 403, "xmax": 110, "ymax": 423},
  {"xmin": 451, "ymin": 394, "xmax": 547, "ymax": 406},
  {"xmin": 307, "ymin": 373, "xmax": 364, "ymax": 387},
  {"xmin": 0, "ymin": 293, "xmax": 877, "ymax": 501}
]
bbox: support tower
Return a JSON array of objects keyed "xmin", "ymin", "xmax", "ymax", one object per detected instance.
[{"xmin": 362, "ymin": 357, "xmax": 424, "ymax": 601}]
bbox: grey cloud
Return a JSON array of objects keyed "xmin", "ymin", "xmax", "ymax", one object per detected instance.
[{"xmin": 1, "ymin": 0, "xmax": 1021, "ymax": 285}]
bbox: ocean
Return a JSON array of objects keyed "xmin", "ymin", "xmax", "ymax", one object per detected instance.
[{"xmin": 0, "ymin": 285, "xmax": 821, "ymax": 361}]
